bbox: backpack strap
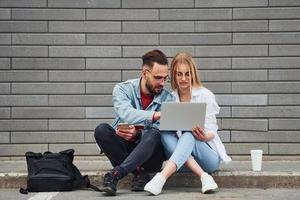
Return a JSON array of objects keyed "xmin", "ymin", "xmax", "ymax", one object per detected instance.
[
  {"xmin": 81, "ymin": 175, "xmax": 102, "ymax": 192},
  {"xmin": 19, "ymin": 187, "xmax": 28, "ymax": 194}
]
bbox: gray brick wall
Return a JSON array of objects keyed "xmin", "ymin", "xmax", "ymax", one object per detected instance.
[{"xmin": 0, "ymin": 0, "xmax": 299, "ymax": 157}]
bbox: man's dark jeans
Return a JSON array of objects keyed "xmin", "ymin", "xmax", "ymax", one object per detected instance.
[{"xmin": 94, "ymin": 123, "xmax": 166, "ymax": 175}]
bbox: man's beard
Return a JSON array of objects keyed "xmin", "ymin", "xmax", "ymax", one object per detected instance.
[{"xmin": 145, "ymin": 79, "xmax": 163, "ymax": 96}]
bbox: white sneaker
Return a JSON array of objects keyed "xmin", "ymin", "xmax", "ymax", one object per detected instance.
[
  {"xmin": 144, "ymin": 173, "xmax": 166, "ymax": 195},
  {"xmin": 200, "ymin": 173, "xmax": 218, "ymax": 193}
]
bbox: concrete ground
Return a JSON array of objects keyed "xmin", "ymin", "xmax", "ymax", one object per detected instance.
[{"xmin": 0, "ymin": 188, "xmax": 299, "ymax": 200}]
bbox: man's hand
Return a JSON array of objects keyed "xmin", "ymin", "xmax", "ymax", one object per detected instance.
[
  {"xmin": 116, "ymin": 125, "xmax": 138, "ymax": 141},
  {"xmin": 153, "ymin": 111, "xmax": 161, "ymax": 121},
  {"xmin": 192, "ymin": 125, "xmax": 207, "ymax": 141}
]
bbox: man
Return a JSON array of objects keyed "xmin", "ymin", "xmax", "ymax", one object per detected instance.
[{"xmin": 94, "ymin": 49, "xmax": 174, "ymax": 196}]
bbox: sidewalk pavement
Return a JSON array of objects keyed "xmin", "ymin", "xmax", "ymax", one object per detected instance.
[
  {"xmin": 0, "ymin": 156, "xmax": 300, "ymax": 189},
  {"xmin": 0, "ymin": 188, "xmax": 299, "ymax": 200}
]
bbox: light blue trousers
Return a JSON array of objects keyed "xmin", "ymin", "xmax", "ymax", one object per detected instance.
[{"xmin": 161, "ymin": 131, "xmax": 220, "ymax": 173}]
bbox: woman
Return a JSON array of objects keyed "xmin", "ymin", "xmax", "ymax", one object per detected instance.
[{"xmin": 144, "ymin": 52, "xmax": 231, "ymax": 195}]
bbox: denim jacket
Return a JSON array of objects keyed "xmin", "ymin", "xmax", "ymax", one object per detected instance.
[{"xmin": 111, "ymin": 78, "xmax": 175, "ymax": 129}]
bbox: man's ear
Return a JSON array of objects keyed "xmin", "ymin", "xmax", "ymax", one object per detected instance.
[{"xmin": 142, "ymin": 66, "xmax": 148, "ymax": 77}]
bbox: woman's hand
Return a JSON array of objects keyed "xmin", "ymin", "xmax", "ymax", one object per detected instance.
[
  {"xmin": 116, "ymin": 125, "xmax": 138, "ymax": 141},
  {"xmin": 192, "ymin": 125, "xmax": 215, "ymax": 142},
  {"xmin": 192, "ymin": 125, "xmax": 207, "ymax": 141}
]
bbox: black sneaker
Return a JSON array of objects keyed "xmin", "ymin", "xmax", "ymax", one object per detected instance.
[
  {"xmin": 131, "ymin": 170, "xmax": 151, "ymax": 191},
  {"xmin": 101, "ymin": 172, "xmax": 118, "ymax": 196}
]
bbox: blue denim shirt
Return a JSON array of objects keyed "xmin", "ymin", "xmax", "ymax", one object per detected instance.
[{"xmin": 111, "ymin": 78, "xmax": 175, "ymax": 129}]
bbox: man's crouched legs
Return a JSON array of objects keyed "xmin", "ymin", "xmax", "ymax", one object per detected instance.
[{"xmin": 94, "ymin": 123, "xmax": 165, "ymax": 195}]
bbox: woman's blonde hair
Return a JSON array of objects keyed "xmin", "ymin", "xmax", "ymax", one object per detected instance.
[{"xmin": 170, "ymin": 52, "xmax": 202, "ymax": 90}]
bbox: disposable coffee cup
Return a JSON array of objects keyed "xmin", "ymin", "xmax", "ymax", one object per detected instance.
[{"xmin": 250, "ymin": 150, "xmax": 263, "ymax": 171}]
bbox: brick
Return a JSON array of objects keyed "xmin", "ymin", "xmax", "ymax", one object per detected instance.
[
  {"xmin": 270, "ymin": 45, "xmax": 300, "ymax": 56},
  {"xmin": 12, "ymin": 34, "xmax": 85, "ymax": 45},
  {"xmin": 270, "ymin": 20, "xmax": 300, "ymax": 31},
  {"xmin": 195, "ymin": 45, "xmax": 268, "ymax": 57},
  {"xmin": 203, "ymin": 82, "xmax": 231, "ymax": 94},
  {"xmin": 232, "ymin": 82, "xmax": 300, "ymax": 94},
  {"xmin": 232, "ymin": 57, "xmax": 300, "ymax": 69},
  {"xmin": 12, "ymin": 9, "xmax": 85, "ymax": 20},
  {"xmin": 0, "ymin": 144, "xmax": 48, "ymax": 156},
  {"xmin": 86, "ymin": 83, "xmax": 116, "ymax": 94},
  {"xmin": 86, "ymin": 58, "xmax": 141, "ymax": 70},
  {"xmin": 225, "ymin": 143, "xmax": 268, "ymax": 155},
  {"xmin": 195, "ymin": 20, "xmax": 268, "ymax": 32},
  {"xmin": 0, "ymin": 108, "xmax": 10, "ymax": 118},
  {"xmin": 0, "ymin": 0, "xmax": 46, "ymax": 7},
  {"xmin": 221, "ymin": 119, "xmax": 268, "ymax": 131},
  {"xmin": 49, "ymin": 95, "xmax": 113, "ymax": 106},
  {"xmin": 12, "ymin": 83, "xmax": 84, "ymax": 94},
  {"xmin": 84, "ymin": 131, "xmax": 95, "ymax": 143},
  {"xmin": 200, "ymin": 70, "xmax": 267, "ymax": 81},
  {"xmin": 0, "ymin": 83, "xmax": 10, "ymax": 94},
  {"xmin": 0, "ymin": 70, "xmax": 47, "ymax": 82},
  {"xmin": 49, "ymin": 21, "xmax": 121, "ymax": 33},
  {"xmin": 218, "ymin": 131, "xmax": 230, "ymax": 142},
  {"xmin": 49, "ymin": 46, "xmax": 121, "ymax": 58},
  {"xmin": 0, "ymin": 132, "xmax": 9, "ymax": 143},
  {"xmin": 49, "ymin": 144, "xmax": 99, "ymax": 155},
  {"xmin": 269, "ymin": 94, "xmax": 300, "ymax": 105},
  {"xmin": 269, "ymin": 144, "xmax": 300, "ymax": 155},
  {"xmin": 231, "ymin": 131, "xmax": 300, "ymax": 143},
  {"xmin": 49, "ymin": 119, "xmax": 113, "ymax": 131},
  {"xmin": 123, "ymin": 22, "xmax": 194, "ymax": 33},
  {"xmin": 86, "ymin": 107, "xmax": 115, "ymax": 118},
  {"xmin": 122, "ymin": 0, "xmax": 194, "ymax": 8},
  {"xmin": 123, "ymin": 46, "xmax": 194, "ymax": 57},
  {"xmin": 12, "ymin": 58, "xmax": 85, "ymax": 70},
  {"xmin": 0, "ymin": 120, "xmax": 48, "ymax": 131},
  {"xmin": 0, "ymin": 9, "xmax": 10, "ymax": 19},
  {"xmin": 218, "ymin": 107, "xmax": 231, "ymax": 118},
  {"xmin": 195, "ymin": 0, "xmax": 267, "ymax": 7},
  {"xmin": 160, "ymin": 33, "xmax": 232, "ymax": 45},
  {"xmin": 87, "ymin": 34, "xmax": 158, "ymax": 45},
  {"xmin": 11, "ymin": 131, "xmax": 84, "ymax": 143},
  {"xmin": 12, "ymin": 107, "xmax": 85, "ymax": 119},
  {"xmin": 48, "ymin": 0, "xmax": 120, "ymax": 8},
  {"xmin": 195, "ymin": 58, "xmax": 231, "ymax": 69},
  {"xmin": 233, "ymin": 7, "xmax": 300, "ymax": 19},
  {"xmin": 269, "ymin": 0, "xmax": 300, "ymax": 6},
  {"xmin": 269, "ymin": 119, "xmax": 300, "ymax": 130},
  {"xmin": 122, "ymin": 71, "xmax": 143, "ymax": 81},
  {"xmin": 0, "ymin": 21, "xmax": 47, "ymax": 32},
  {"xmin": 216, "ymin": 95, "xmax": 267, "ymax": 106},
  {"xmin": 232, "ymin": 106, "xmax": 300, "ymax": 118},
  {"xmin": 0, "ymin": 34, "xmax": 11, "ymax": 45},
  {"xmin": 0, "ymin": 46, "xmax": 48, "ymax": 57},
  {"xmin": 0, "ymin": 95, "xmax": 48, "ymax": 106},
  {"xmin": 160, "ymin": 9, "xmax": 231, "ymax": 20},
  {"xmin": 233, "ymin": 33, "xmax": 300, "ymax": 44},
  {"xmin": 269, "ymin": 69, "xmax": 300, "ymax": 81},
  {"xmin": 0, "ymin": 58, "xmax": 10, "ymax": 69},
  {"xmin": 87, "ymin": 9, "xmax": 157, "ymax": 20},
  {"xmin": 49, "ymin": 71, "xmax": 121, "ymax": 82}
]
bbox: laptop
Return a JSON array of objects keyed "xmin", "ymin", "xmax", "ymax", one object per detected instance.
[{"xmin": 159, "ymin": 102, "xmax": 206, "ymax": 131}]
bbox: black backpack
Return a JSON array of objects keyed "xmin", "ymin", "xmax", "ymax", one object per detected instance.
[{"xmin": 20, "ymin": 149, "xmax": 101, "ymax": 194}]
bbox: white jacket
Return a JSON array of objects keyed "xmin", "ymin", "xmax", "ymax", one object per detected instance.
[{"xmin": 172, "ymin": 87, "xmax": 232, "ymax": 164}]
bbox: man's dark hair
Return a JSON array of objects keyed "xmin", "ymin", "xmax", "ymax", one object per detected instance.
[{"xmin": 142, "ymin": 49, "xmax": 168, "ymax": 68}]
